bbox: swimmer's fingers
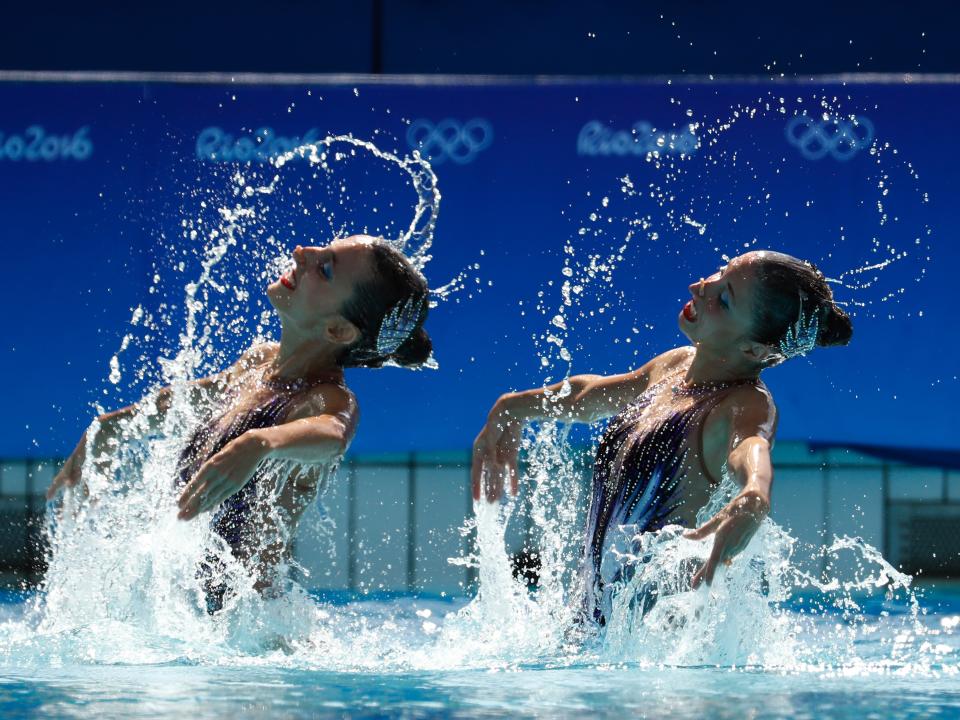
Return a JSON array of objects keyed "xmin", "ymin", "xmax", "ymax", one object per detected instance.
[
  {"xmin": 471, "ymin": 434, "xmax": 489, "ymax": 502},
  {"xmin": 493, "ymin": 446, "xmax": 517, "ymax": 499},
  {"xmin": 47, "ymin": 468, "xmax": 71, "ymax": 500},
  {"xmin": 47, "ymin": 439, "xmax": 87, "ymax": 500},
  {"xmin": 690, "ymin": 528, "xmax": 727, "ymax": 589},
  {"xmin": 194, "ymin": 476, "xmax": 239, "ymax": 516},
  {"xmin": 689, "ymin": 563, "xmax": 706, "ymax": 590},
  {"xmin": 178, "ymin": 466, "xmax": 233, "ymax": 519},
  {"xmin": 47, "ymin": 460, "xmax": 82, "ymax": 500},
  {"xmin": 179, "ymin": 439, "xmax": 262, "ymax": 519},
  {"xmin": 177, "ymin": 457, "xmax": 227, "ymax": 519},
  {"xmin": 494, "ymin": 423, "xmax": 521, "ymax": 498},
  {"xmin": 485, "ymin": 460, "xmax": 506, "ymax": 503},
  {"xmin": 177, "ymin": 472, "xmax": 212, "ymax": 520},
  {"xmin": 501, "ymin": 440, "xmax": 521, "ymax": 498},
  {"xmin": 683, "ymin": 511, "xmax": 725, "ymax": 541},
  {"xmin": 473, "ymin": 427, "xmax": 509, "ymax": 503},
  {"xmin": 500, "ymin": 453, "xmax": 519, "ymax": 497}
]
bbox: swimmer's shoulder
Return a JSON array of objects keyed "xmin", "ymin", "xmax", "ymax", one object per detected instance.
[
  {"xmin": 643, "ymin": 346, "xmax": 696, "ymax": 385},
  {"xmin": 286, "ymin": 379, "xmax": 359, "ymax": 433},
  {"xmin": 237, "ymin": 342, "xmax": 280, "ymax": 369},
  {"xmin": 724, "ymin": 378, "xmax": 776, "ymax": 416},
  {"xmin": 197, "ymin": 342, "xmax": 279, "ymax": 391},
  {"xmin": 596, "ymin": 347, "xmax": 692, "ymax": 406},
  {"xmin": 708, "ymin": 380, "xmax": 779, "ymax": 446}
]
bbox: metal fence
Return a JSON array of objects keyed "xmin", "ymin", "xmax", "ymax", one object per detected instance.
[{"xmin": 3, "ymin": 442, "xmax": 959, "ymax": 591}]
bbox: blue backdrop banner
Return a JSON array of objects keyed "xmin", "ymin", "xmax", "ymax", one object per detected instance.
[{"xmin": 0, "ymin": 76, "xmax": 955, "ymax": 456}]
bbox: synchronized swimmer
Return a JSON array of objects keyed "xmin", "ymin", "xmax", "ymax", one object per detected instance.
[
  {"xmin": 472, "ymin": 251, "xmax": 852, "ymax": 624},
  {"xmin": 48, "ymin": 236, "xmax": 432, "ymax": 610}
]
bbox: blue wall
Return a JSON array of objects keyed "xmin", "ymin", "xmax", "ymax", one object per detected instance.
[
  {"xmin": 0, "ymin": 77, "xmax": 956, "ymax": 456},
  {"xmin": 3, "ymin": 1, "xmax": 958, "ymax": 75}
]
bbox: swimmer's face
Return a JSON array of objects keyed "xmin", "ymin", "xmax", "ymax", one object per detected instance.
[
  {"xmin": 267, "ymin": 236, "xmax": 375, "ymax": 342},
  {"xmin": 679, "ymin": 253, "xmax": 767, "ymax": 360}
]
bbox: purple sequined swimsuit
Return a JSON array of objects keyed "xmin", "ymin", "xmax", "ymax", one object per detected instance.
[
  {"xmin": 176, "ymin": 388, "xmax": 306, "ymax": 552},
  {"xmin": 582, "ymin": 373, "xmax": 758, "ymax": 621}
]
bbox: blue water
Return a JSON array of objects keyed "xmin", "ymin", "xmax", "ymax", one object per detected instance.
[{"xmin": 1, "ymin": 587, "xmax": 958, "ymax": 719}]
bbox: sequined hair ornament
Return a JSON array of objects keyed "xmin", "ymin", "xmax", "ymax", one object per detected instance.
[
  {"xmin": 776, "ymin": 292, "xmax": 820, "ymax": 361},
  {"xmin": 374, "ymin": 293, "xmax": 427, "ymax": 358}
]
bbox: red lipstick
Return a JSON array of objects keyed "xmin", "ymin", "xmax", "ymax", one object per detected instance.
[{"xmin": 280, "ymin": 266, "xmax": 296, "ymax": 290}]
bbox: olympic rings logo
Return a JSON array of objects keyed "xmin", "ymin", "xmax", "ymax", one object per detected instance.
[
  {"xmin": 406, "ymin": 118, "xmax": 493, "ymax": 165},
  {"xmin": 785, "ymin": 114, "xmax": 874, "ymax": 161}
]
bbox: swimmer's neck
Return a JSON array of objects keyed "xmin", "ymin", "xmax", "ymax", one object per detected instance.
[
  {"xmin": 268, "ymin": 329, "xmax": 343, "ymax": 385},
  {"xmin": 683, "ymin": 344, "xmax": 759, "ymax": 387}
]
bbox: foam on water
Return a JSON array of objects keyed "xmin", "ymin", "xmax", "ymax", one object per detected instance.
[{"xmin": 454, "ymin": 425, "xmax": 957, "ymax": 676}]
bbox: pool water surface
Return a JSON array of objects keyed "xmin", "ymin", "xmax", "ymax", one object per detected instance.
[{"xmin": 1, "ymin": 587, "xmax": 958, "ymax": 719}]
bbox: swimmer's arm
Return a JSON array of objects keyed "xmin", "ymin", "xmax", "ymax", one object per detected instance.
[
  {"xmin": 685, "ymin": 388, "xmax": 778, "ymax": 587},
  {"xmin": 725, "ymin": 385, "xmax": 778, "ymax": 505},
  {"xmin": 117, "ymin": 378, "xmax": 218, "ymax": 429},
  {"xmin": 248, "ymin": 413, "xmax": 355, "ymax": 465},
  {"xmin": 48, "ymin": 344, "xmax": 270, "ymax": 499},
  {"xmin": 46, "ymin": 377, "xmax": 224, "ymax": 499},
  {"xmin": 472, "ymin": 375, "xmax": 636, "ymax": 501},
  {"xmin": 727, "ymin": 437, "xmax": 774, "ymax": 507},
  {"xmin": 102, "ymin": 341, "xmax": 276, "ymax": 432},
  {"xmin": 98, "ymin": 373, "xmax": 227, "ymax": 440},
  {"xmin": 473, "ymin": 348, "xmax": 689, "ymax": 501},
  {"xmin": 489, "ymin": 347, "xmax": 690, "ymax": 425},
  {"xmin": 251, "ymin": 383, "xmax": 358, "ymax": 464},
  {"xmin": 177, "ymin": 387, "xmax": 357, "ymax": 519},
  {"xmin": 93, "ymin": 341, "xmax": 274, "ymax": 435}
]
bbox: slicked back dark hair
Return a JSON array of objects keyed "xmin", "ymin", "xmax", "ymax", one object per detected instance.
[
  {"xmin": 750, "ymin": 251, "xmax": 853, "ymax": 365},
  {"xmin": 338, "ymin": 240, "xmax": 432, "ymax": 369}
]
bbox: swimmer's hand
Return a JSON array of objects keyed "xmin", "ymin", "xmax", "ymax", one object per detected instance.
[
  {"xmin": 472, "ymin": 402, "xmax": 522, "ymax": 503},
  {"xmin": 178, "ymin": 432, "xmax": 268, "ymax": 520},
  {"xmin": 47, "ymin": 433, "xmax": 88, "ymax": 499},
  {"xmin": 683, "ymin": 489, "xmax": 769, "ymax": 589}
]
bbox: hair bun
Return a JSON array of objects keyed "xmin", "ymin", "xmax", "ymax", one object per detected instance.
[
  {"xmin": 392, "ymin": 326, "xmax": 433, "ymax": 368},
  {"xmin": 817, "ymin": 303, "xmax": 853, "ymax": 347}
]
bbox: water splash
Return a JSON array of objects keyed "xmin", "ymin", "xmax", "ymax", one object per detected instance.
[
  {"xmin": 270, "ymin": 135, "xmax": 440, "ymax": 271},
  {"xmin": 440, "ymin": 422, "xmax": 587, "ymax": 666},
  {"xmin": 1, "ymin": 410, "xmax": 957, "ymax": 676},
  {"xmin": 453, "ymin": 450, "xmax": 956, "ymax": 674}
]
